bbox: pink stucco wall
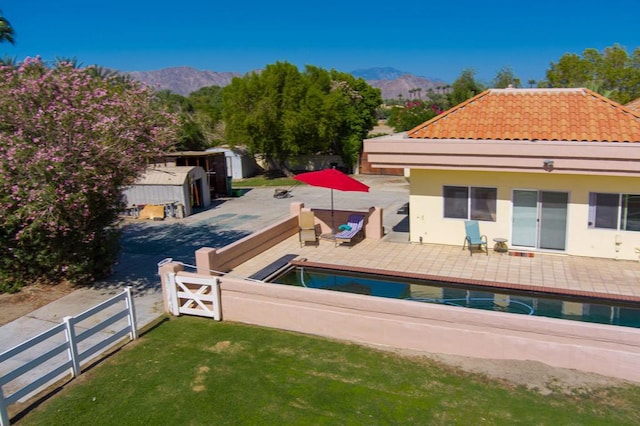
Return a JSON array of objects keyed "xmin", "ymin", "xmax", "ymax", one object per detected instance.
[
  {"xmin": 159, "ymin": 265, "xmax": 640, "ymax": 383},
  {"xmin": 193, "ymin": 203, "xmax": 383, "ymax": 274}
]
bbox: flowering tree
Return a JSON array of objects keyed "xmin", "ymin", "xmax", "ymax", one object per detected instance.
[
  {"xmin": 0, "ymin": 58, "xmax": 178, "ymax": 292},
  {"xmin": 387, "ymin": 100, "xmax": 443, "ymax": 132}
]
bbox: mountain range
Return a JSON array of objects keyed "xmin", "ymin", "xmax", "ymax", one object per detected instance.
[{"xmin": 126, "ymin": 66, "xmax": 447, "ymax": 101}]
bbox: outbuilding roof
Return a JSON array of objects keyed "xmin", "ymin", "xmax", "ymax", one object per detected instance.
[
  {"xmin": 407, "ymin": 88, "xmax": 640, "ymax": 143},
  {"xmin": 134, "ymin": 166, "xmax": 199, "ymax": 186}
]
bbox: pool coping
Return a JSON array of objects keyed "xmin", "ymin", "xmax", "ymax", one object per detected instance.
[{"xmin": 290, "ymin": 259, "xmax": 640, "ymax": 305}]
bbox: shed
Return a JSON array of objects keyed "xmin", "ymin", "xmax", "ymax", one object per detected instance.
[
  {"xmin": 207, "ymin": 146, "xmax": 258, "ymax": 179},
  {"xmin": 157, "ymin": 151, "xmax": 228, "ymax": 198},
  {"xmin": 123, "ymin": 165, "xmax": 211, "ymax": 217}
]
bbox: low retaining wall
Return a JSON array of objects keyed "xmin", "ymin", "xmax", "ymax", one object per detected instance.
[
  {"xmin": 195, "ymin": 216, "xmax": 298, "ymax": 274},
  {"xmin": 309, "ymin": 206, "xmax": 383, "ymax": 240},
  {"xmin": 158, "ymin": 264, "xmax": 640, "ymax": 382},
  {"xmin": 194, "ymin": 202, "xmax": 384, "ymax": 275}
]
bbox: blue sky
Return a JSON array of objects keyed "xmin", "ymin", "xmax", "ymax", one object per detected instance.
[{"xmin": 3, "ymin": 1, "xmax": 640, "ymax": 84}]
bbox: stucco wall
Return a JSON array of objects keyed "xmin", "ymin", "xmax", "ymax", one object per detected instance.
[
  {"xmin": 195, "ymin": 215, "xmax": 299, "ymax": 274},
  {"xmin": 159, "ymin": 266, "xmax": 640, "ymax": 382},
  {"xmin": 193, "ymin": 202, "xmax": 384, "ymax": 274},
  {"xmin": 410, "ymin": 169, "xmax": 640, "ymax": 260}
]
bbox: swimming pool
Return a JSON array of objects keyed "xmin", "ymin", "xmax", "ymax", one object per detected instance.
[{"xmin": 271, "ymin": 265, "xmax": 640, "ymax": 328}]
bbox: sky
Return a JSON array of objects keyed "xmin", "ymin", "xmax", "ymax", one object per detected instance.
[{"xmin": 3, "ymin": 1, "xmax": 640, "ymax": 84}]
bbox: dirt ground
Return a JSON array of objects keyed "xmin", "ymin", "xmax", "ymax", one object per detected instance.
[
  {"xmin": 0, "ymin": 281, "xmax": 76, "ymax": 327},
  {"xmin": 365, "ymin": 343, "xmax": 635, "ymax": 395},
  {"xmin": 417, "ymin": 352, "xmax": 632, "ymax": 395},
  {"xmin": 1, "ymin": 284, "xmax": 634, "ymax": 395}
]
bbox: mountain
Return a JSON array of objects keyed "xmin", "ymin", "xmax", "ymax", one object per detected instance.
[
  {"xmin": 367, "ymin": 74, "xmax": 446, "ymax": 101},
  {"xmin": 352, "ymin": 67, "xmax": 448, "ymax": 100},
  {"xmin": 127, "ymin": 66, "xmax": 241, "ymax": 96},
  {"xmin": 351, "ymin": 67, "xmax": 408, "ymax": 80},
  {"xmin": 126, "ymin": 66, "xmax": 448, "ymax": 100}
]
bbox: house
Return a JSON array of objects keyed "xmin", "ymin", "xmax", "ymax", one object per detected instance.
[
  {"xmin": 123, "ymin": 165, "xmax": 211, "ymax": 217},
  {"xmin": 364, "ymin": 88, "xmax": 640, "ymax": 260},
  {"xmin": 626, "ymin": 97, "xmax": 640, "ymax": 114}
]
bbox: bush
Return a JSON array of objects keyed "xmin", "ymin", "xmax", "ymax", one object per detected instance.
[{"xmin": 0, "ymin": 58, "xmax": 179, "ymax": 292}]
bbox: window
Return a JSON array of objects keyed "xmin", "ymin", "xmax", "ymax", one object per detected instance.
[
  {"xmin": 443, "ymin": 186, "xmax": 497, "ymax": 221},
  {"xmin": 443, "ymin": 186, "xmax": 468, "ymax": 219},
  {"xmin": 589, "ymin": 193, "xmax": 640, "ymax": 231}
]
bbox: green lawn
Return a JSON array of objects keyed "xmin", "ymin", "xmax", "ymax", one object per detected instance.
[
  {"xmin": 232, "ymin": 175, "xmax": 298, "ymax": 188},
  {"xmin": 19, "ymin": 317, "xmax": 640, "ymax": 425}
]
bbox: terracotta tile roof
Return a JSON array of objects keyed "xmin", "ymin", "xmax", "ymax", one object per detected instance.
[
  {"xmin": 626, "ymin": 97, "xmax": 640, "ymax": 114},
  {"xmin": 407, "ymin": 88, "xmax": 640, "ymax": 142}
]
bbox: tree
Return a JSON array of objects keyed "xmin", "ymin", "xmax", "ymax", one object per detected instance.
[
  {"xmin": 387, "ymin": 100, "xmax": 441, "ymax": 132},
  {"xmin": 492, "ymin": 66, "xmax": 521, "ymax": 88},
  {"xmin": 0, "ymin": 58, "xmax": 179, "ymax": 291},
  {"xmin": 448, "ymin": 68, "xmax": 484, "ymax": 106},
  {"xmin": 187, "ymin": 86, "xmax": 226, "ymax": 146},
  {"xmin": 543, "ymin": 44, "xmax": 640, "ymax": 104},
  {"xmin": 222, "ymin": 62, "xmax": 381, "ymax": 173},
  {"xmin": 155, "ymin": 90, "xmax": 212, "ymax": 151},
  {"xmin": 544, "ymin": 52, "xmax": 592, "ymax": 87},
  {"xmin": 188, "ymin": 86, "xmax": 224, "ymax": 122},
  {"xmin": 0, "ymin": 11, "xmax": 15, "ymax": 45},
  {"xmin": 0, "ymin": 55, "xmax": 16, "ymax": 67}
]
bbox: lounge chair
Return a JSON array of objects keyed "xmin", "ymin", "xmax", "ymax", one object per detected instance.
[
  {"xmin": 335, "ymin": 214, "xmax": 365, "ymax": 247},
  {"xmin": 463, "ymin": 220, "xmax": 488, "ymax": 256},
  {"xmin": 298, "ymin": 211, "xmax": 318, "ymax": 247}
]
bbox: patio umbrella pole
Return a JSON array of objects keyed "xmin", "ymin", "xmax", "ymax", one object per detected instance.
[{"xmin": 331, "ymin": 189, "xmax": 335, "ymax": 235}]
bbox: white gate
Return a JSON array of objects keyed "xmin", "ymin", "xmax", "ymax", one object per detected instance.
[{"xmin": 165, "ymin": 273, "xmax": 221, "ymax": 321}]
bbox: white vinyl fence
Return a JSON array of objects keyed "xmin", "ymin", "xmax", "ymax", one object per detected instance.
[{"xmin": 0, "ymin": 287, "xmax": 138, "ymax": 426}]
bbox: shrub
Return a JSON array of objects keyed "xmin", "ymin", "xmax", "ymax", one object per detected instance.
[{"xmin": 0, "ymin": 58, "xmax": 179, "ymax": 291}]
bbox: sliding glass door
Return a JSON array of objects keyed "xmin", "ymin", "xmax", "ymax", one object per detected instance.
[
  {"xmin": 512, "ymin": 190, "xmax": 538, "ymax": 247},
  {"xmin": 512, "ymin": 190, "xmax": 568, "ymax": 251}
]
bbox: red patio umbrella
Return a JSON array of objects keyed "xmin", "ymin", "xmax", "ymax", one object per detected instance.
[{"xmin": 293, "ymin": 168, "xmax": 369, "ymax": 236}]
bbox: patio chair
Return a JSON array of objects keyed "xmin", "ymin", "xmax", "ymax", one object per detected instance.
[
  {"xmin": 298, "ymin": 211, "xmax": 318, "ymax": 247},
  {"xmin": 463, "ymin": 220, "xmax": 488, "ymax": 256},
  {"xmin": 335, "ymin": 214, "xmax": 365, "ymax": 247}
]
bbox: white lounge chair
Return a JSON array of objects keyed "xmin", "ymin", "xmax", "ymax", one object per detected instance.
[{"xmin": 335, "ymin": 214, "xmax": 365, "ymax": 247}]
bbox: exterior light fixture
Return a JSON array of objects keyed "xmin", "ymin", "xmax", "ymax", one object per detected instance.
[{"xmin": 543, "ymin": 159, "xmax": 554, "ymax": 171}]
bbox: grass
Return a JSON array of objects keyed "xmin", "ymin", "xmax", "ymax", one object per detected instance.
[
  {"xmin": 19, "ymin": 317, "xmax": 640, "ymax": 425},
  {"xmin": 232, "ymin": 174, "xmax": 299, "ymax": 188}
]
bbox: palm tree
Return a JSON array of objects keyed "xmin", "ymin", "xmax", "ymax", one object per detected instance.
[
  {"xmin": 0, "ymin": 11, "xmax": 15, "ymax": 45},
  {"xmin": 0, "ymin": 54, "xmax": 16, "ymax": 67},
  {"xmin": 55, "ymin": 56, "xmax": 82, "ymax": 68}
]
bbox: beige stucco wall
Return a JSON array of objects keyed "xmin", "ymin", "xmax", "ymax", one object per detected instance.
[{"xmin": 410, "ymin": 169, "xmax": 640, "ymax": 260}]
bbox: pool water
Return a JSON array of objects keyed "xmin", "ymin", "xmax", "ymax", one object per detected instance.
[{"xmin": 272, "ymin": 266, "xmax": 640, "ymax": 328}]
